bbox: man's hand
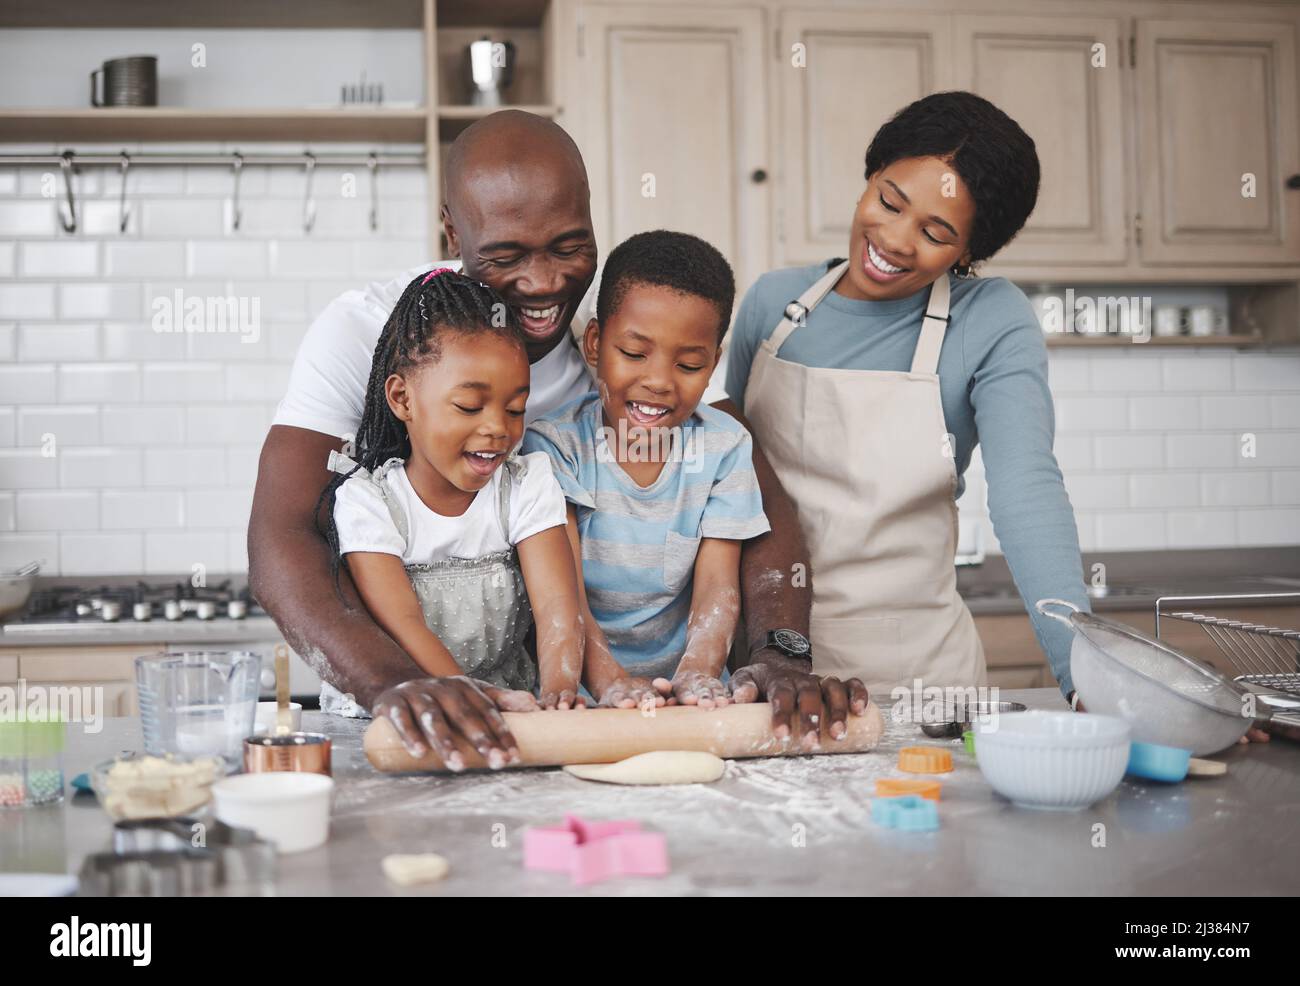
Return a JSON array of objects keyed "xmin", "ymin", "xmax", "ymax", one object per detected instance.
[
  {"xmin": 730, "ymin": 648, "xmax": 869, "ymax": 749},
  {"xmin": 372, "ymin": 677, "xmax": 538, "ymax": 771}
]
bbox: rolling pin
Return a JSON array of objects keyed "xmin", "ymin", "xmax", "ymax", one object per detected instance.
[{"xmin": 363, "ymin": 700, "xmax": 885, "ymax": 772}]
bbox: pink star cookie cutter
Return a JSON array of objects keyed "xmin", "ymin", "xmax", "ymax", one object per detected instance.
[{"xmin": 523, "ymin": 814, "xmax": 669, "ymax": 886}]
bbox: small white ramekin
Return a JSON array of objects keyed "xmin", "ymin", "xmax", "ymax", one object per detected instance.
[{"xmin": 211, "ymin": 771, "xmax": 334, "ymax": 853}]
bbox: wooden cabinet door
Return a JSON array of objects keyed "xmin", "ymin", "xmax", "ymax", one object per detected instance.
[
  {"xmin": 952, "ymin": 15, "xmax": 1128, "ymax": 266},
  {"xmin": 778, "ymin": 9, "xmax": 952, "ymax": 266},
  {"xmin": 1136, "ymin": 18, "xmax": 1300, "ymax": 265},
  {"xmin": 579, "ymin": 3, "xmax": 770, "ymax": 293}
]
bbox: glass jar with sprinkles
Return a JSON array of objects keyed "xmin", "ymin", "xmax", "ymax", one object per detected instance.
[{"xmin": 0, "ymin": 715, "xmax": 66, "ymax": 808}]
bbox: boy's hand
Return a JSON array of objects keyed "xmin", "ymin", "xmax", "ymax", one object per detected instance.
[
  {"xmin": 539, "ymin": 679, "xmax": 588, "ymax": 711},
  {"xmin": 671, "ymin": 669, "xmax": 730, "ymax": 709},
  {"xmin": 598, "ymin": 676, "xmax": 673, "ymax": 710}
]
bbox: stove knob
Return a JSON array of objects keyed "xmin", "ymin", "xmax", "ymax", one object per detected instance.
[
  {"xmin": 195, "ymin": 601, "xmax": 217, "ymax": 621},
  {"xmin": 164, "ymin": 600, "xmax": 183, "ymax": 621},
  {"xmin": 100, "ymin": 601, "xmax": 122, "ymax": 622},
  {"xmin": 75, "ymin": 602, "xmax": 92, "ymax": 617},
  {"xmin": 227, "ymin": 599, "xmax": 248, "ymax": 620},
  {"xmin": 132, "ymin": 602, "xmax": 152, "ymax": 622}
]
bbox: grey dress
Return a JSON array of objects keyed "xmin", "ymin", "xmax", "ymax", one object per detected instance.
[{"xmin": 319, "ymin": 450, "xmax": 537, "ymax": 718}]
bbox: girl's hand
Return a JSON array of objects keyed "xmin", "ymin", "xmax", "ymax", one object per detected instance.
[
  {"xmin": 671, "ymin": 669, "xmax": 730, "ymax": 709},
  {"xmin": 598, "ymin": 676, "xmax": 673, "ymax": 710},
  {"xmin": 539, "ymin": 682, "xmax": 587, "ymax": 711}
]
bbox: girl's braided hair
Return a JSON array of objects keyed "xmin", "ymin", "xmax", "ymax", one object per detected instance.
[{"xmin": 314, "ymin": 268, "xmax": 527, "ymax": 598}]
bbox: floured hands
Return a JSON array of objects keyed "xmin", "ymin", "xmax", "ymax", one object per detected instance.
[
  {"xmin": 729, "ymin": 649, "xmax": 869, "ymax": 750},
  {"xmin": 670, "ymin": 669, "xmax": 730, "ymax": 709},
  {"xmin": 598, "ymin": 675, "xmax": 674, "ymax": 710}
]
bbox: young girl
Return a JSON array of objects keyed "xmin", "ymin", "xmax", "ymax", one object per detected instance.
[{"xmin": 317, "ymin": 268, "xmax": 586, "ymax": 716}]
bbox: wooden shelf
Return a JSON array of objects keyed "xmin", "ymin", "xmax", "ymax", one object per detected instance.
[
  {"xmin": 0, "ymin": 108, "xmax": 428, "ymax": 143},
  {"xmin": 437, "ymin": 104, "xmax": 558, "ymax": 120},
  {"xmin": 0, "ymin": 0, "xmax": 425, "ymax": 28},
  {"xmin": 1045, "ymin": 333, "xmax": 1264, "ymax": 348}
]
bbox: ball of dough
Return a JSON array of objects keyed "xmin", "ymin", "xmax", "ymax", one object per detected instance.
[
  {"xmin": 382, "ymin": 853, "xmax": 450, "ymax": 886},
  {"xmin": 563, "ymin": 750, "xmax": 726, "ymax": 785}
]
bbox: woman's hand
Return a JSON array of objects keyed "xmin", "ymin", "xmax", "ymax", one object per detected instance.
[
  {"xmin": 598, "ymin": 676, "xmax": 673, "ymax": 710},
  {"xmin": 670, "ymin": 668, "xmax": 730, "ymax": 709}
]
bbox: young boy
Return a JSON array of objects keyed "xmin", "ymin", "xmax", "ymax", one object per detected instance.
[{"xmin": 522, "ymin": 230, "xmax": 769, "ymax": 710}]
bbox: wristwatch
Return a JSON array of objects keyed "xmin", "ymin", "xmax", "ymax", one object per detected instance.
[{"xmin": 756, "ymin": 629, "xmax": 812, "ymax": 661}]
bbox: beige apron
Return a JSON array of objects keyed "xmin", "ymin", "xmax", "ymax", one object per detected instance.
[{"xmin": 743, "ymin": 260, "xmax": 985, "ymax": 696}]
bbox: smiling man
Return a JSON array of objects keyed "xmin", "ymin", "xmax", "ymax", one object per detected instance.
[{"xmin": 249, "ymin": 110, "xmax": 867, "ymax": 768}]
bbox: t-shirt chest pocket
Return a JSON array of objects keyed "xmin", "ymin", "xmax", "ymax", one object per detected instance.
[{"xmin": 662, "ymin": 530, "xmax": 701, "ymax": 594}]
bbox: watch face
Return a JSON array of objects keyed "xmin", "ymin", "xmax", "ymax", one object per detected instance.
[{"xmin": 773, "ymin": 629, "xmax": 810, "ymax": 655}]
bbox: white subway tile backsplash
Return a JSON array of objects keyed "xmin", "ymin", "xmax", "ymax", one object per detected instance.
[
  {"xmin": 227, "ymin": 530, "xmax": 248, "ymax": 571},
  {"xmin": 270, "ymin": 241, "xmax": 352, "ymax": 277},
  {"xmin": 1086, "ymin": 353, "xmax": 1163, "ymax": 392},
  {"xmin": 1130, "ymin": 472, "xmax": 1199, "ymax": 508},
  {"xmin": 0, "ymin": 170, "xmax": 17, "ymax": 195},
  {"xmin": 0, "ymin": 449, "xmax": 59, "ymax": 488},
  {"xmin": 226, "ymin": 446, "xmax": 262, "ymax": 487},
  {"xmin": 1233, "ymin": 354, "xmax": 1300, "ymax": 392},
  {"xmin": 1236, "ymin": 508, "xmax": 1300, "ymax": 546},
  {"xmin": 1055, "ymin": 396, "xmax": 1128, "ymax": 432},
  {"xmin": 1199, "ymin": 395, "xmax": 1273, "ymax": 431},
  {"xmin": 1161, "ymin": 356, "xmax": 1233, "ymax": 392},
  {"xmin": 1063, "ymin": 473, "xmax": 1129, "ymax": 510},
  {"xmin": 0, "ymin": 201, "xmax": 57, "ymax": 235},
  {"xmin": 18, "ymin": 406, "xmax": 99, "ymax": 446},
  {"xmin": 145, "ymin": 447, "xmax": 226, "ymax": 488},
  {"xmin": 1270, "ymin": 395, "xmax": 1300, "ymax": 426},
  {"xmin": 0, "ymin": 534, "xmax": 59, "ymax": 570},
  {"xmin": 351, "ymin": 240, "xmax": 429, "ymax": 277},
  {"xmin": 0, "ymin": 408, "xmax": 13, "ymax": 446},
  {"xmin": 79, "ymin": 200, "xmax": 140, "ymax": 237},
  {"xmin": 58, "ymin": 364, "xmax": 141, "ymax": 402},
  {"xmin": 188, "ymin": 241, "xmax": 269, "ymax": 278},
  {"xmin": 1166, "ymin": 510, "xmax": 1237, "ymax": 548},
  {"xmin": 60, "ymin": 448, "xmax": 143, "ymax": 488},
  {"xmin": 228, "ymin": 281, "xmax": 308, "ymax": 322},
  {"xmin": 145, "ymin": 531, "xmax": 228, "ymax": 575},
  {"xmin": 141, "ymin": 363, "xmax": 225, "ymax": 401},
  {"xmin": 1127, "ymin": 395, "xmax": 1202, "ymax": 431},
  {"xmin": 1095, "ymin": 512, "xmax": 1167, "ymax": 550},
  {"xmin": 105, "ymin": 241, "xmax": 187, "ymax": 278},
  {"xmin": 16, "ymin": 490, "xmax": 98, "ymax": 531},
  {"xmin": 102, "ymin": 490, "xmax": 184, "ymax": 529},
  {"xmin": 1201, "ymin": 471, "xmax": 1271, "ymax": 507},
  {"xmin": 185, "ymin": 488, "xmax": 254, "ymax": 529},
  {"xmin": 1047, "ymin": 353, "xmax": 1090, "ymax": 393},
  {"xmin": 1094, "ymin": 434, "xmax": 1164, "ymax": 470},
  {"xmin": 18, "ymin": 323, "xmax": 98, "ymax": 361},
  {"xmin": 59, "ymin": 282, "xmax": 142, "ymax": 320},
  {"xmin": 1271, "ymin": 470, "xmax": 1300, "ymax": 505},
  {"xmin": 224, "ymin": 363, "xmax": 290, "ymax": 402},
  {"xmin": 140, "ymin": 199, "xmax": 225, "ymax": 237},
  {"xmin": 100, "ymin": 407, "xmax": 186, "ymax": 445},
  {"xmin": 19, "ymin": 242, "xmax": 99, "ymax": 277},
  {"xmin": 59, "ymin": 533, "xmax": 144, "ymax": 575},
  {"xmin": 0, "ymin": 282, "xmax": 57, "ymax": 318},
  {"xmin": 0, "ymin": 493, "xmax": 13, "ymax": 531},
  {"xmin": 102, "ymin": 322, "xmax": 187, "ymax": 360},
  {"xmin": 1165, "ymin": 432, "xmax": 1237, "ymax": 469},
  {"xmin": 186, "ymin": 404, "xmax": 271, "ymax": 444},
  {"xmin": 0, "ymin": 243, "xmax": 13, "ymax": 277},
  {"xmin": 1238, "ymin": 431, "xmax": 1300, "ymax": 469}
]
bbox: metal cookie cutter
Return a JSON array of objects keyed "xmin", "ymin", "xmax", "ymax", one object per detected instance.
[{"xmin": 79, "ymin": 817, "xmax": 275, "ymax": 896}]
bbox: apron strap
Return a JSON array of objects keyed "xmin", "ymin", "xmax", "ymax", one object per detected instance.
[
  {"xmin": 910, "ymin": 274, "xmax": 951, "ymax": 375},
  {"xmin": 766, "ymin": 260, "xmax": 850, "ymax": 353}
]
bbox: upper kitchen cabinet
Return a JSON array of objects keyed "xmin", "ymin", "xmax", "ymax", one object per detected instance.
[
  {"xmin": 778, "ymin": 9, "xmax": 952, "ymax": 266},
  {"xmin": 952, "ymin": 15, "xmax": 1128, "ymax": 266},
  {"xmin": 574, "ymin": 4, "xmax": 770, "ymax": 293},
  {"xmin": 1135, "ymin": 18, "xmax": 1300, "ymax": 266}
]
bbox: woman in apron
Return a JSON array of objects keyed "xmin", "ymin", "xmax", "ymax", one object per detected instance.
[{"xmin": 726, "ymin": 91, "xmax": 1090, "ymax": 703}]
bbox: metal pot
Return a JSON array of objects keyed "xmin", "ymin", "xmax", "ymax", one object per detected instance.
[{"xmin": 0, "ymin": 562, "xmax": 39, "ymax": 618}]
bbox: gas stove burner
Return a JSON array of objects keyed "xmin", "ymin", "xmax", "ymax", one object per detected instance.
[{"xmin": 12, "ymin": 580, "xmax": 265, "ymax": 627}]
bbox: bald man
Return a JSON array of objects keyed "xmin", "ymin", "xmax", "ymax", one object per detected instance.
[{"xmin": 248, "ymin": 111, "xmax": 869, "ymax": 769}]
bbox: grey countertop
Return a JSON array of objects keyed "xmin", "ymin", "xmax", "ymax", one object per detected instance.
[{"xmin": 5, "ymin": 688, "xmax": 1298, "ymax": 896}]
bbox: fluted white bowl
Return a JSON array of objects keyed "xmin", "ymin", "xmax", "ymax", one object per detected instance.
[{"xmin": 975, "ymin": 711, "xmax": 1130, "ymax": 811}]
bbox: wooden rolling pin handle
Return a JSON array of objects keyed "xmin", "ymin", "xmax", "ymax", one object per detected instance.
[{"xmin": 363, "ymin": 701, "xmax": 884, "ymax": 773}]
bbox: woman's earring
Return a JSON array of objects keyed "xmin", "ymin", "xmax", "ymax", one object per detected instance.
[{"xmin": 953, "ymin": 262, "xmax": 974, "ymax": 279}]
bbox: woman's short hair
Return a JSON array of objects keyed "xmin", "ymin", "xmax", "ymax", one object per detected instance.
[{"xmin": 864, "ymin": 91, "xmax": 1040, "ymax": 265}]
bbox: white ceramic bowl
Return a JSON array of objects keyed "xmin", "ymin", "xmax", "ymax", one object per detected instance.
[
  {"xmin": 254, "ymin": 701, "xmax": 303, "ymax": 734},
  {"xmin": 211, "ymin": 772, "xmax": 333, "ymax": 853},
  {"xmin": 975, "ymin": 711, "xmax": 1130, "ymax": 811}
]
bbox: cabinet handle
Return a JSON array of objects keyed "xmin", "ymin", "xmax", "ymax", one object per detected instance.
[
  {"xmin": 750, "ymin": 168, "xmax": 768, "ymax": 184},
  {"xmin": 1287, "ymin": 174, "xmax": 1300, "ymax": 190}
]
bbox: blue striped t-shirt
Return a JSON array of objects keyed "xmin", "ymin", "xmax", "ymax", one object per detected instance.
[{"xmin": 522, "ymin": 392, "xmax": 770, "ymax": 678}]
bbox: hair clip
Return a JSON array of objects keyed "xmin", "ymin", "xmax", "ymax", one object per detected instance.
[
  {"xmin": 421, "ymin": 266, "xmax": 457, "ymax": 285},
  {"xmin": 418, "ymin": 294, "xmax": 428, "ymax": 322}
]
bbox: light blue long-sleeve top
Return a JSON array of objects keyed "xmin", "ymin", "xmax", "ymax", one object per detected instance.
[{"xmin": 724, "ymin": 261, "xmax": 1090, "ymax": 696}]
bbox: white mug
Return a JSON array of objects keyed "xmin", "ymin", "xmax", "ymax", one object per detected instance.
[
  {"xmin": 1153, "ymin": 305, "xmax": 1184, "ymax": 337},
  {"xmin": 1188, "ymin": 305, "xmax": 1224, "ymax": 337}
]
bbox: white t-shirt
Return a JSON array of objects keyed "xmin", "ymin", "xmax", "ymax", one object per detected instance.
[
  {"xmin": 333, "ymin": 451, "xmax": 567, "ymax": 563},
  {"xmin": 273, "ymin": 260, "xmax": 729, "ymax": 438}
]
